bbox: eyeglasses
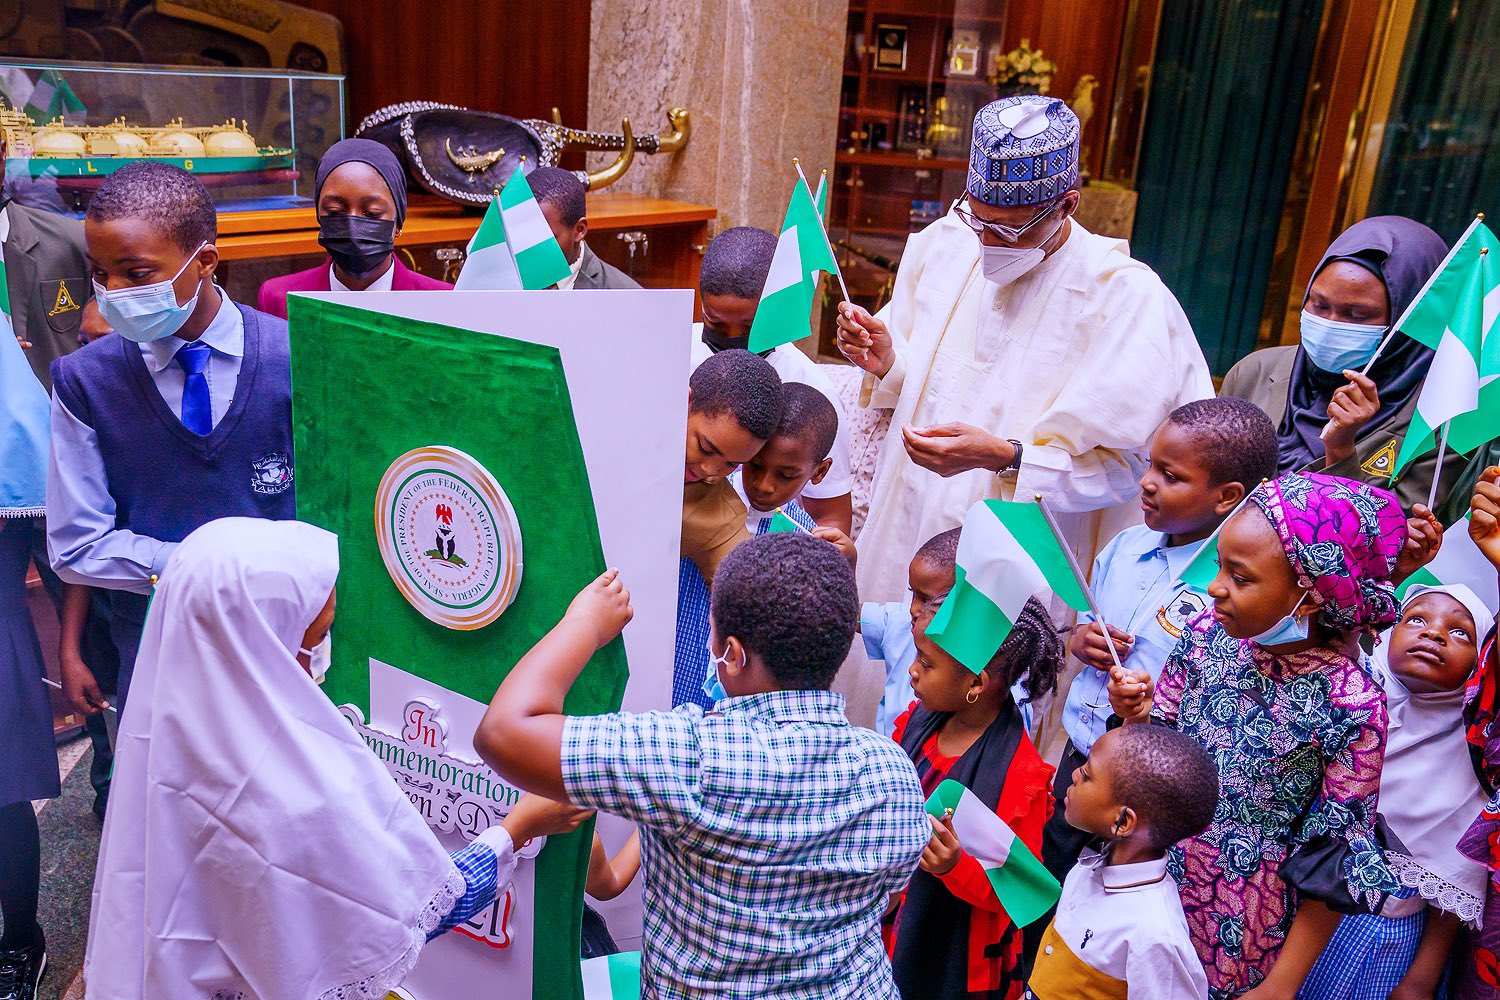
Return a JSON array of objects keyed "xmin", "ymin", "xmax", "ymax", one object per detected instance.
[{"xmin": 953, "ymin": 197, "xmax": 1062, "ymax": 246}]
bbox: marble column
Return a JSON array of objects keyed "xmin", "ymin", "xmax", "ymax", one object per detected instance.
[{"xmin": 588, "ymin": 0, "xmax": 848, "ymax": 233}]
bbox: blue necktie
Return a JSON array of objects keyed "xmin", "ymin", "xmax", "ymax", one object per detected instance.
[{"xmin": 175, "ymin": 340, "xmax": 212, "ymax": 435}]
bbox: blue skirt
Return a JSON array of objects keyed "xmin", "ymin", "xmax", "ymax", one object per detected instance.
[
  {"xmin": 1299, "ymin": 910, "xmax": 1429, "ymax": 1000},
  {"xmin": 0, "ymin": 518, "xmax": 60, "ymax": 806}
]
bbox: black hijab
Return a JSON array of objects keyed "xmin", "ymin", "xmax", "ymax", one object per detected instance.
[
  {"xmin": 1277, "ymin": 216, "xmax": 1448, "ymax": 471},
  {"xmin": 313, "ymin": 138, "xmax": 408, "ymax": 227}
]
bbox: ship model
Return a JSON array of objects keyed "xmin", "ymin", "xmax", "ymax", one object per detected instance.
[{"xmin": 1, "ymin": 103, "xmax": 296, "ymax": 205}]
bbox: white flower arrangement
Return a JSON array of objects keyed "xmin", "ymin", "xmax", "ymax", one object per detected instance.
[{"xmin": 990, "ymin": 39, "xmax": 1056, "ymax": 94}]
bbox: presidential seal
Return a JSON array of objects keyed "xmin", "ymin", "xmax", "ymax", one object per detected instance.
[{"xmin": 374, "ymin": 446, "xmax": 522, "ymax": 630}]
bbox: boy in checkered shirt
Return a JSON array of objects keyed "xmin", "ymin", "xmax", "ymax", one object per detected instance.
[{"xmin": 476, "ymin": 533, "xmax": 930, "ymax": 999}]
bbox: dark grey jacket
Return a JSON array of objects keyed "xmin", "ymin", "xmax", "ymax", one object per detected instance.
[
  {"xmin": 5, "ymin": 202, "xmax": 92, "ymax": 391},
  {"xmin": 572, "ymin": 242, "xmax": 641, "ymax": 290}
]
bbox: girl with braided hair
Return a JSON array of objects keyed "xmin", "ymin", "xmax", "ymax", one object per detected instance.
[{"xmin": 886, "ymin": 595, "xmax": 1063, "ymax": 1000}]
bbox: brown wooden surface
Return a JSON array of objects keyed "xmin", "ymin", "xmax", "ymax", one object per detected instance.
[
  {"xmin": 283, "ymin": 0, "xmax": 590, "ymax": 140},
  {"xmin": 217, "ymin": 192, "xmax": 717, "ymax": 260}
]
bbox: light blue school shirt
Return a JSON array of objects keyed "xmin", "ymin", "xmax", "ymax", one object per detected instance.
[{"xmin": 1062, "ymin": 524, "xmax": 1209, "ymax": 756}]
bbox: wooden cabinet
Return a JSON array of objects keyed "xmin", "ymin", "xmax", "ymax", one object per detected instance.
[{"xmin": 215, "ymin": 192, "xmax": 716, "ymax": 315}]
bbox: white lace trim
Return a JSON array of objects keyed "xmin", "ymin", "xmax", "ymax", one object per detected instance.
[
  {"xmin": 313, "ymin": 864, "xmax": 468, "ymax": 1000},
  {"xmin": 1387, "ymin": 851, "xmax": 1485, "ymax": 928}
]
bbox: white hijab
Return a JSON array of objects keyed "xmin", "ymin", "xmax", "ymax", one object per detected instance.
[
  {"xmin": 86, "ymin": 518, "xmax": 463, "ymax": 1000},
  {"xmin": 1376, "ymin": 583, "xmax": 1495, "ymax": 927}
]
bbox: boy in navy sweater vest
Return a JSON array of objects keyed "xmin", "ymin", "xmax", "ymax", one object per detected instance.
[{"xmin": 47, "ymin": 163, "xmax": 295, "ymax": 713}]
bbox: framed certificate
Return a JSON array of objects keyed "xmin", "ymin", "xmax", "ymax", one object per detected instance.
[{"xmin": 874, "ymin": 24, "xmax": 908, "ymax": 71}]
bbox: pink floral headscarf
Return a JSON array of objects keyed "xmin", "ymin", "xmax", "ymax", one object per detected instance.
[{"xmin": 1248, "ymin": 472, "xmax": 1406, "ymax": 633}]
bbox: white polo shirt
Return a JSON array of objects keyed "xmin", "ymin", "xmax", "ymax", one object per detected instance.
[{"xmin": 1026, "ymin": 849, "xmax": 1207, "ymax": 1000}]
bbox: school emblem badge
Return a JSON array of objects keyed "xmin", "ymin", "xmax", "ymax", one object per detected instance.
[{"xmin": 374, "ymin": 446, "xmax": 523, "ymax": 630}]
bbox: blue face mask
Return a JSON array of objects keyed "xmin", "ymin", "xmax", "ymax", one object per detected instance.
[
  {"xmin": 703, "ymin": 638, "xmax": 730, "ymax": 703},
  {"xmin": 1299, "ymin": 310, "xmax": 1386, "ymax": 374},
  {"xmin": 1249, "ymin": 591, "xmax": 1312, "ymax": 647},
  {"xmin": 92, "ymin": 243, "xmax": 207, "ymax": 344}
]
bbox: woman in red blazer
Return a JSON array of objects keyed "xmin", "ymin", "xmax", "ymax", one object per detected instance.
[{"xmin": 258, "ymin": 137, "xmax": 451, "ymax": 320}]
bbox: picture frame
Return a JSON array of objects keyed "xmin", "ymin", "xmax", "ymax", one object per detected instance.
[
  {"xmin": 947, "ymin": 29, "xmax": 981, "ymax": 77},
  {"xmin": 895, "ymin": 85, "xmax": 930, "ymax": 151},
  {"xmin": 874, "ymin": 24, "xmax": 908, "ymax": 72}
]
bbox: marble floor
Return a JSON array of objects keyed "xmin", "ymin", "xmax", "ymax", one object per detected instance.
[{"xmin": 29, "ymin": 735, "xmax": 97, "ymax": 1000}]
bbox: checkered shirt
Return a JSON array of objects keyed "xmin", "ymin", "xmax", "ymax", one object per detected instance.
[
  {"xmin": 562, "ymin": 690, "xmax": 929, "ymax": 1000},
  {"xmin": 672, "ymin": 557, "xmax": 714, "ymax": 709}
]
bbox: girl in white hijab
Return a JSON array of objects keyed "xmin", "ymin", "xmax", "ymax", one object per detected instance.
[
  {"xmin": 85, "ymin": 517, "xmax": 587, "ymax": 1000},
  {"xmin": 1298, "ymin": 583, "xmax": 1493, "ymax": 1000}
]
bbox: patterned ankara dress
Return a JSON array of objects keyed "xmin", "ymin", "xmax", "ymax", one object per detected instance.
[
  {"xmin": 1153, "ymin": 615, "xmax": 1398, "ymax": 999},
  {"xmin": 1457, "ymin": 630, "xmax": 1500, "ymax": 999}
]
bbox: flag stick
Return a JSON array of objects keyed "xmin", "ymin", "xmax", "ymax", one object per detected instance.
[
  {"xmin": 793, "ymin": 158, "xmax": 851, "ymax": 304},
  {"xmin": 1429, "ymin": 422, "xmax": 1449, "ymax": 510},
  {"xmin": 1359, "ymin": 213, "xmax": 1485, "ymax": 376},
  {"xmin": 1035, "ymin": 495, "xmax": 1125, "ymax": 676}
]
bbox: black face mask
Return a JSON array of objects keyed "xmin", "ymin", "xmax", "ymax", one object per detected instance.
[
  {"xmin": 701, "ymin": 324, "xmax": 772, "ymax": 358},
  {"xmin": 318, "ymin": 215, "xmax": 397, "ymax": 278}
]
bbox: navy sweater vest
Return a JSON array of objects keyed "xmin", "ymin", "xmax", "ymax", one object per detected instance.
[{"xmin": 51, "ymin": 301, "xmax": 297, "ymax": 546}]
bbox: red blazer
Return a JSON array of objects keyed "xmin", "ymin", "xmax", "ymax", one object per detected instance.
[{"xmin": 256, "ymin": 258, "xmax": 452, "ymax": 320}]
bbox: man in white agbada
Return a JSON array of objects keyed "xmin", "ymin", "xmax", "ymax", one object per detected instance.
[
  {"xmin": 85, "ymin": 517, "xmax": 587, "ymax": 1000},
  {"xmin": 836, "ymin": 96, "xmax": 1212, "ymax": 609}
]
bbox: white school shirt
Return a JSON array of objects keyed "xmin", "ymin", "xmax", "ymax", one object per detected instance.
[
  {"xmin": 328, "ymin": 260, "xmax": 396, "ymax": 292},
  {"xmin": 46, "ymin": 290, "xmax": 244, "ymax": 591},
  {"xmin": 689, "ymin": 332, "xmax": 853, "ymax": 500},
  {"xmin": 1026, "ymin": 849, "xmax": 1207, "ymax": 1000}
]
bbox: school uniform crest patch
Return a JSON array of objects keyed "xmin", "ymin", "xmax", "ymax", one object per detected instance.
[
  {"xmin": 1156, "ymin": 588, "xmax": 1208, "ymax": 639},
  {"xmin": 250, "ymin": 452, "xmax": 294, "ymax": 495},
  {"xmin": 1360, "ymin": 438, "xmax": 1399, "ymax": 480}
]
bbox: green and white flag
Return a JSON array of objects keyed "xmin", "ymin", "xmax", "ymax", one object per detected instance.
[
  {"xmin": 748, "ymin": 175, "xmax": 839, "ymax": 353},
  {"xmin": 454, "ymin": 170, "xmax": 572, "ymax": 291},
  {"xmin": 1396, "ymin": 514, "xmax": 1500, "ymax": 614},
  {"xmin": 813, "ymin": 171, "xmax": 829, "ymax": 221},
  {"xmin": 926, "ymin": 499, "xmax": 1089, "ymax": 674},
  {"xmin": 1393, "ymin": 219, "xmax": 1500, "ymax": 476},
  {"xmin": 926, "ymin": 779, "xmax": 1060, "ymax": 926},
  {"xmin": 766, "ymin": 508, "xmax": 806, "ymax": 533},
  {"xmin": 581, "ymin": 951, "xmax": 641, "ymax": 1000},
  {"xmin": 24, "ymin": 68, "xmax": 85, "ymax": 123}
]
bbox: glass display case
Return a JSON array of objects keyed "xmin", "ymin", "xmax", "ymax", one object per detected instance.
[{"xmin": 0, "ymin": 58, "xmax": 343, "ymax": 214}]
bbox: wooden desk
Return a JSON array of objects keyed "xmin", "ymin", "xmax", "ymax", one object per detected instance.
[{"xmin": 218, "ymin": 192, "xmax": 716, "ymax": 295}]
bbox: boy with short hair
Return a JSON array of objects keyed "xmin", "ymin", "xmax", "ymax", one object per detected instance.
[
  {"xmin": 1040, "ymin": 396, "xmax": 1275, "ymax": 883},
  {"xmin": 1025, "ymin": 724, "xmax": 1217, "ymax": 999},
  {"xmin": 47, "ymin": 162, "xmax": 295, "ymax": 712},
  {"xmin": 475, "ymin": 534, "xmax": 930, "ymax": 1000},
  {"xmin": 528, "ymin": 166, "xmax": 640, "ymax": 290},
  {"xmin": 692, "ymin": 226, "xmax": 856, "ymax": 534},
  {"xmin": 675, "ymin": 349, "xmax": 782, "ymax": 707},
  {"xmin": 731, "ymin": 382, "xmax": 837, "ymax": 535}
]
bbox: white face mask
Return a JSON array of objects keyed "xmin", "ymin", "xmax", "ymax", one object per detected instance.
[
  {"xmin": 703, "ymin": 637, "xmax": 731, "ymax": 703},
  {"xmin": 298, "ymin": 632, "xmax": 332, "ymax": 684},
  {"xmin": 978, "ymin": 213, "xmax": 1066, "ymax": 287},
  {"xmin": 91, "ymin": 242, "xmax": 207, "ymax": 343}
]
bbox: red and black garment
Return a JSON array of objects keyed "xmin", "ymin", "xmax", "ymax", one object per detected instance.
[{"xmin": 887, "ymin": 700, "xmax": 1054, "ymax": 1000}]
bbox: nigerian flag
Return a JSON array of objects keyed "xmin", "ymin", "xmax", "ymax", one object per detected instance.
[
  {"xmin": 927, "ymin": 780, "xmax": 1060, "ymax": 926},
  {"xmin": 926, "ymin": 499, "xmax": 1089, "ymax": 674},
  {"xmin": 1393, "ymin": 218, "xmax": 1500, "ymax": 477},
  {"xmin": 454, "ymin": 169, "xmax": 572, "ymax": 291},
  {"xmin": 766, "ymin": 508, "xmax": 806, "ymax": 533},
  {"xmin": 747, "ymin": 175, "xmax": 839, "ymax": 353},
  {"xmin": 1397, "ymin": 514, "xmax": 1500, "ymax": 614},
  {"xmin": 23, "ymin": 69, "xmax": 84, "ymax": 123},
  {"xmin": 581, "ymin": 952, "xmax": 641, "ymax": 1000}
]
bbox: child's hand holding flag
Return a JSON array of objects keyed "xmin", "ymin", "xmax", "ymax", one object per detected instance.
[
  {"xmin": 1108, "ymin": 665, "xmax": 1153, "ymax": 723},
  {"xmin": 1471, "ymin": 467, "xmax": 1500, "ymax": 570}
]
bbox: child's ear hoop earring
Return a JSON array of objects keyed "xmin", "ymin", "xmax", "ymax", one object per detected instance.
[{"xmin": 965, "ymin": 687, "xmax": 980, "ymax": 705}]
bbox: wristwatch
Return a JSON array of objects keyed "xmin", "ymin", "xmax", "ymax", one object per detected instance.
[{"xmin": 1001, "ymin": 439, "xmax": 1024, "ymax": 474}]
